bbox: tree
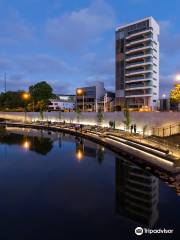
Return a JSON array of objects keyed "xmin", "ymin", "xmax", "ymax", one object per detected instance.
[
  {"xmin": 97, "ymin": 109, "xmax": 104, "ymax": 126},
  {"xmin": 29, "ymin": 81, "xmax": 55, "ymax": 112},
  {"xmin": 170, "ymin": 84, "xmax": 180, "ymax": 103},
  {"xmin": 29, "ymin": 81, "xmax": 54, "ymax": 103},
  {"xmin": 0, "ymin": 91, "xmax": 27, "ymax": 110},
  {"xmin": 123, "ymin": 107, "xmax": 131, "ymax": 131},
  {"xmin": 142, "ymin": 125, "xmax": 148, "ymax": 138},
  {"xmin": 36, "ymin": 100, "xmax": 46, "ymax": 120},
  {"xmin": 76, "ymin": 108, "xmax": 81, "ymax": 123}
]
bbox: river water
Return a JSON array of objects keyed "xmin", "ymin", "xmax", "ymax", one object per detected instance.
[{"xmin": 0, "ymin": 127, "xmax": 179, "ymax": 239}]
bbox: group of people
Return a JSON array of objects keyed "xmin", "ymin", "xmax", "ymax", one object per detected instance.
[{"xmin": 130, "ymin": 124, "xmax": 137, "ymax": 134}]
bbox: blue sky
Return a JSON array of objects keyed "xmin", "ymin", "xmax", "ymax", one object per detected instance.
[{"xmin": 0, "ymin": 0, "xmax": 179, "ymax": 96}]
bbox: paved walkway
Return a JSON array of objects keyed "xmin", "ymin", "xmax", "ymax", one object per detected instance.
[
  {"xmin": 106, "ymin": 131, "xmax": 180, "ymax": 159},
  {"xmin": 1, "ymin": 121, "xmax": 180, "ymax": 160}
]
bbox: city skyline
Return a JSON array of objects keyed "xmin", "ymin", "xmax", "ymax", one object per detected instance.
[{"xmin": 0, "ymin": 0, "xmax": 179, "ymax": 96}]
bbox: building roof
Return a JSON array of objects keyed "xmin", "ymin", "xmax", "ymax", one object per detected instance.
[{"xmin": 116, "ymin": 16, "xmax": 156, "ymax": 31}]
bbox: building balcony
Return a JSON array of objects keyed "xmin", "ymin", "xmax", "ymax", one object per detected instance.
[
  {"xmin": 126, "ymin": 61, "xmax": 152, "ymax": 69},
  {"xmin": 125, "ymin": 94, "xmax": 152, "ymax": 98},
  {"xmin": 126, "ymin": 45, "xmax": 153, "ymax": 55},
  {"xmin": 125, "ymin": 78, "xmax": 152, "ymax": 83},
  {"xmin": 126, "ymin": 53, "xmax": 153, "ymax": 62},
  {"xmin": 126, "ymin": 37, "xmax": 152, "ymax": 47},
  {"xmin": 126, "ymin": 29, "xmax": 152, "ymax": 40},
  {"xmin": 125, "ymin": 69, "xmax": 153, "ymax": 77},
  {"xmin": 125, "ymin": 84, "xmax": 152, "ymax": 91}
]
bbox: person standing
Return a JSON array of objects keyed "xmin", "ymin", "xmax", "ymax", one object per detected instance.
[{"xmin": 130, "ymin": 125, "xmax": 133, "ymax": 134}]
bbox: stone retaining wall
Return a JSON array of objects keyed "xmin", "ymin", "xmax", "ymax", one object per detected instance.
[{"xmin": 0, "ymin": 111, "xmax": 180, "ymax": 135}]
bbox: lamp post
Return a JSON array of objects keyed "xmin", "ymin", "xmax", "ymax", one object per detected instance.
[
  {"xmin": 77, "ymin": 88, "xmax": 84, "ymax": 111},
  {"xmin": 22, "ymin": 93, "xmax": 30, "ymax": 122},
  {"xmin": 32, "ymin": 85, "xmax": 35, "ymax": 120}
]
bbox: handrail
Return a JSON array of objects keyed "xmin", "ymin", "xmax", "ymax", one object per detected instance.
[{"xmin": 152, "ymin": 122, "xmax": 180, "ymax": 137}]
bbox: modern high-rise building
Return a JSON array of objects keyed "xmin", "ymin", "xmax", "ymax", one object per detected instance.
[{"xmin": 115, "ymin": 17, "xmax": 159, "ymax": 111}]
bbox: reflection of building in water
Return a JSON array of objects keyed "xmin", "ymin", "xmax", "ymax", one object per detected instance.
[
  {"xmin": 116, "ymin": 157, "xmax": 159, "ymax": 227},
  {"xmin": 75, "ymin": 138, "xmax": 104, "ymax": 163},
  {"xmin": 58, "ymin": 133, "xmax": 62, "ymax": 148}
]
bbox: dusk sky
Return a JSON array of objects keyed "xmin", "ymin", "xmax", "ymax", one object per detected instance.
[{"xmin": 0, "ymin": 0, "xmax": 179, "ymax": 96}]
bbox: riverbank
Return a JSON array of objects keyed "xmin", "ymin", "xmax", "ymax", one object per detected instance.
[
  {"xmin": 0, "ymin": 121, "xmax": 180, "ymax": 175},
  {"xmin": 0, "ymin": 111, "xmax": 180, "ymax": 136}
]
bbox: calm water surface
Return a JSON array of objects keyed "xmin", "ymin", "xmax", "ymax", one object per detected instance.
[{"xmin": 0, "ymin": 128, "xmax": 180, "ymax": 240}]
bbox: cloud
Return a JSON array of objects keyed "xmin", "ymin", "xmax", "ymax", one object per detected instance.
[
  {"xmin": 159, "ymin": 74, "xmax": 174, "ymax": 96},
  {"xmin": 16, "ymin": 54, "xmax": 75, "ymax": 74},
  {"xmin": 80, "ymin": 51, "xmax": 115, "ymax": 90},
  {"xmin": 49, "ymin": 80, "xmax": 73, "ymax": 94},
  {"xmin": 86, "ymin": 56, "xmax": 114, "ymax": 76},
  {"xmin": 46, "ymin": 0, "xmax": 115, "ymax": 51},
  {"xmin": 0, "ymin": 54, "xmax": 76, "ymax": 92},
  {"xmin": 0, "ymin": 57, "xmax": 12, "ymax": 70},
  {"xmin": 0, "ymin": 16, "xmax": 35, "ymax": 45},
  {"xmin": 159, "ymin": 20, "xmax": 180, "ymax": 55}
]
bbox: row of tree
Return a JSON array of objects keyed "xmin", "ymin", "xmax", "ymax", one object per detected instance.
[{"xmin": 0, "ymin": 81, "xmax": 55, "ymax": 111}]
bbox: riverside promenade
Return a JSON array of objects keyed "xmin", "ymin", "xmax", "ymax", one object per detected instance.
[{"xmin": 0, "ymin": 121, "xmax": 180, "ymax": 175}]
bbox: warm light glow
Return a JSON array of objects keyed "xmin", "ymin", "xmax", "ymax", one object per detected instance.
[
  {"xmin": 22, "ymin": 93, "xmax": 30, "ymax": 100},
  {"xmin": 77, "ymin": 89, "xmax": 83, "ymax": 95},
  {"xmin": 76, "ymin": 150, "xmax": 83, "ymax": 161},
  {"xmin": 175, "ymin": 74, "xmax": 180, "ymax": 82},
  {"xmin": 22, "ymin": 140, "xmax": 31, "ymax": 150}
]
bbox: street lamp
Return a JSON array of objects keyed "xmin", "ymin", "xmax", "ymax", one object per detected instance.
[
  {"xmin": 175, "ymin": 74, "xmax": 180, "ymax": 82},
  {"xmin": 77, "ymin": 88, "xmax": 85, "ymax": 111},
  {"xmin": 162, "ymin": 94, "xmax": 166, "ymax": 99},
  {"xmin": 22, "ymin": 92, "xmax": 30, "ymax": 122},
  {"xmin": 22, "ymin": 93, "xmax": 30, "ymax": 100}
]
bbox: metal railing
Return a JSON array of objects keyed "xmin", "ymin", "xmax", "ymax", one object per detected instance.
[{"xmin": 152, "ymin": 122, "xmax": 180, "ymax": 137}]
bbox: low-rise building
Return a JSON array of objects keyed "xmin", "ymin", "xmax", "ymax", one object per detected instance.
[
  {"xmin": 76, "ymin": 82, "xmax": 105, "ymax": 112},
  {"xmin": 49, "ymin": 94, "xmax": 75, "ymax": 111},
  {"xmin": 48, "ymin": 99, "xmax": 75, "ymax": 111},
  {"xmin": 97, "ymin": 91, "xmax": 115, "ymax": 112},
  {"xmin": 57, "ymin": 94, "xmax": 76, "ymax": 103}
]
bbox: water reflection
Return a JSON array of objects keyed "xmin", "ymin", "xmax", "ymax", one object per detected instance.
[
  {"xmin": 0, "ymin": 128, "xmax": 180, "ymax": 239},
  {"xmin": 115, "ymin": 157, "xmax": 159, "ymax": 228},
  {"xmin": 0, "ymin": 133, "xmax": 53, "ymax": 155},
  {"xmin": 22, "ymin": 140, "xmax": 31, "ymax": 150},
  {"xmin": 75, "ymin": 136, "xmax": 105, "ymax": 163}
]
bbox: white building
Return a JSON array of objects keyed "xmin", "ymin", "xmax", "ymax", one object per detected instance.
[
  {"xmin": 115, "ymin": 17, "xmax": 160, "ymax": 111},
  {"xmin": 76, "ymin": 81, "xmax": 105, "ymax": 112},
  {"xmin": 49, "ymin": 99, "xmax": 75, "ymax": 111}
]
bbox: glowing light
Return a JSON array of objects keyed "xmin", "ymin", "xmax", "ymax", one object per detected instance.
[
  {"xmin": 22, "ymin": 93, "xmax": 30, "ymax": 100},
  {"xmin": 77, "ymin": 89, "xmax": 83, "ymax": 95},
  {"xmin": 175, "ymin": 74, "xmax": 180, "ymax": 82},
  {"xmin": 162, "ymin": 94, "xmax": 166, "ymax": 99},
  {"xmin": 22, "ymin": 140, "xmax": 31, "ymax": 150},
  {"xmin": 76, "ymin": 150, "xmax": 83, "ymax": 161}
]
